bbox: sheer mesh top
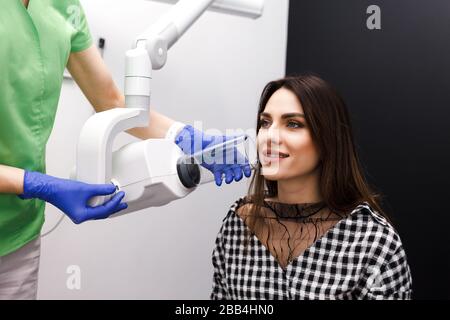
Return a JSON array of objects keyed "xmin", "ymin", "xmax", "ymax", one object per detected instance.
[{"xmin": 236, "ymin": 196, "xmax": 347, "ymax": 269}]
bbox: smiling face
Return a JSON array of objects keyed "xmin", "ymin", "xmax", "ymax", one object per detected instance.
[{"xmin": 257, "ymin": 88, "xmax": 321, "ymax": 182}]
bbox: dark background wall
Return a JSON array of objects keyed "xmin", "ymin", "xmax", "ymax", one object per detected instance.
[{"xmin": 286, "ymin": 0, "xmax": 450, "ymax": 299}]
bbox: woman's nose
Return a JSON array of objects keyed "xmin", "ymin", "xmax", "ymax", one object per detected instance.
[{"xmin": 267, "ymin": 125, "xmax": 281, "ymax": 145}]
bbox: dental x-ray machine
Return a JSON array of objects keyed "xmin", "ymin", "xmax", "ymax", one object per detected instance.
[{"xmin": 74, "ymin": 0, "xmax": 264, "ymax": 216}]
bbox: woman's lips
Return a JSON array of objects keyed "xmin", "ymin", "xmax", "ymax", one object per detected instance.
[{"xmin": 260, "ymin": 150, "xmax": 289, "ymax": 163}]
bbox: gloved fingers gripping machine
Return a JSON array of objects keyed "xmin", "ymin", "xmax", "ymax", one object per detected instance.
[{"xmin": 73, "ymin": 0, "xmax": 264, "ymax": 217}]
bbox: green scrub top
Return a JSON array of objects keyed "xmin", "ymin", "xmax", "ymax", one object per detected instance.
[{"xmin": 0, "ymin": 0, "xmax": 92, "ymax": 256}]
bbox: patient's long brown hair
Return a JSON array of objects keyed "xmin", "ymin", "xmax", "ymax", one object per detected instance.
[{"xmin": 247, "ymin": 74, "xmax": 387, "ymax": 220}]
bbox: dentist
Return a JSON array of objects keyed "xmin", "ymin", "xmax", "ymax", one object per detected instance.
[{"xmin": 0, "ymin": 0, "xmax": 249, "ymax": 299}]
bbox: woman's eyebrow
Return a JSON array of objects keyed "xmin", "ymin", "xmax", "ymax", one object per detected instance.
[
  {"xmin": 281, "ymin": 113, "xmax": 305, "ymax": 119},
  {"xmin": 260, "ymin": 112, "xmax": 305, "ymax": 119}
]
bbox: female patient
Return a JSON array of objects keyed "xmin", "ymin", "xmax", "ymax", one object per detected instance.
[{"xmin": 211, "ymin": 75, "xmax": 412, "ymax": 300}]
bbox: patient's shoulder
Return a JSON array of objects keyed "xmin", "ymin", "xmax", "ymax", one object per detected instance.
[{"xmin": 222, "ymin": 196, "xmax": 255, "ymax": 222}]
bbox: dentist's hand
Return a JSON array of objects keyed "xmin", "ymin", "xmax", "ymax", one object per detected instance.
[
  {"xmin": 174, "ymin": 125, "xmax": 252, "ymax": 186},
  {"xmin": 19, "ymin": 171, "xmax": 128, "ymax": 224}
]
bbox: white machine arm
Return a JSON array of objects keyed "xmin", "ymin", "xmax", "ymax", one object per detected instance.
[
  {"xmin": 136, "ymin": 0, "xmax": 215, "ymax": 71},
  {"xmin": 150, "ymin": 0, "xmax": 264, "ymax": 19},
  {"xmin": 136, "ymin": 0, "xmax": 264, "ymax": 70},
  {"xmin": 75, "ymin": 0, "xmax": 264, "ymax": 212}
]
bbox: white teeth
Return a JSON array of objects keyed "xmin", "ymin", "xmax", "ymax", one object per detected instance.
[{"xmin": 267, "ymin": 153, "xmax": 288, "ymax": 158}]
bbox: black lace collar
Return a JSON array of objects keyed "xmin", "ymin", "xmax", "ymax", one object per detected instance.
[
  {"xmin": 238, "ymin": 196, "xmax": 334, "ymax": 221},
  {"xmin": 263, "ymin": 198, "xmax": 328, "ymax": 220}
]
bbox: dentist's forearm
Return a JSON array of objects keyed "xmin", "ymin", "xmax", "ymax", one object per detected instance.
[
  {"xmin": 127, "ymin": 109, "xmax": 175, "ymax": 140},
  {"xmin": 114, "ymin": 93, "xmax": 176, "ymax": 140},
  {"xmin": 0, "ymin": 165, "xmax": 25, "ymax": 194}
]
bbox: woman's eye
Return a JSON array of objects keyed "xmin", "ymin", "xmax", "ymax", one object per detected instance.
[
  {"xmin": 287, "ymin": 121, "xmax": 303, "ymax": 128},
  {"xmin": 259, "ymin": 119, "xmax": 270, "ymax": 128}
]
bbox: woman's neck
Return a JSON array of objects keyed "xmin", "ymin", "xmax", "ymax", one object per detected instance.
[
  {"xmin": 22, "ymin": 0, "xmax": 30, "ymax": 8},
  {"xmin": 275, "ymin": 168, "xmax": 322, "ymax": 204}
]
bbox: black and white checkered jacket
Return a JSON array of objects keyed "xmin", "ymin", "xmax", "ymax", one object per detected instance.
[{"xmin": 211, "ymin": 199, "xmax": 412, "ymax": 300}]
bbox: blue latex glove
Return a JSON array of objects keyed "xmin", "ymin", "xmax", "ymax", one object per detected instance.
[
  {"xmin": 19, "ymin": 171, "xmax": 128, "ymax": 224},
  {"xmin": 175, "ymin": 125, "xmax": 252, "ymax": 186}
]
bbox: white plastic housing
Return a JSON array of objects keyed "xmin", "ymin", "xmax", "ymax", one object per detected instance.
[
  {"xmin": 76, "ymin": 107, "xmax": 148, "ymax": 206},
  {"xmin": 108, "ymin": 139, "xmax": 194, "ymax": 217}
]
